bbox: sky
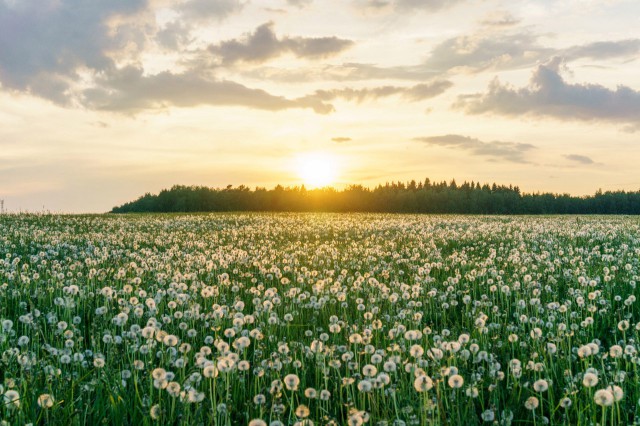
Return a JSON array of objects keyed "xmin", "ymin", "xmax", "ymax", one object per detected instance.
[{"xmin": 1, "ymin": 0, "xmax": 639, "ymax": 212}]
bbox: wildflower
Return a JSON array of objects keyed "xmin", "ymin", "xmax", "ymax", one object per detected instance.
[
  {"xmin": 150, "ymin": 404, "xmax": 162, "ymax": 420},
  {"xmin": 357, "ymin": 380, "xmax": 373, "ymax": 392},
  {"xmin": 559, "ymin": 397, "xmax": 572, "ymax": 408},
  {"xmin": 533, "ymin": 379, "xmax": 548, "ymax": 392},
  {"xmin": 594, "ymin": 389, "xmax": 614, "ymax": 407},
  {"xmin": 152, "ymin": 368, "xmax": 167, "ymax": 380},
  {"xmin": 582, "ymin": 372, "xmax": 598, "ymax": 388},
  {"xmin": 163, "ymin": 334, "xmax": 179, "ymax": 347},
  {"xmin": 413, "ymin": 375, "xmax": 433, "ymax": 392},
  {"xmin": 481, "ymin": 410, "xmax": 494, "ymax": 422},
  {"xmin": 284, "ymin": 374, "xmax": 300, "ymax": 391},
  {"xmin": 295, "ymin": 405, "xmax": 310, "ymax": 418},
  {"xmin": 607, "ymin": 385, "xmax": 624, "ymax": 402},
  {"xmin": 37, "ymin": 394, "xmax": 55, "ymax": 409},
  {"xmin": 4, "ymin": 390, "xmax": 20, "ymax": 408},
  {"xmin": 409, "ymin": 345, "xmax": 424, "ymax": 358},
  {"xmin": 609, "ymin": 345, "xmax": 623, "ymax": 358},
  {"xmin": 447, "ymin": 374, "xmax": 464, "ymax": 389},
  {"xmin": 362, "ymin": 364, "xmax": 377, "ymax": 377},
  {"xmin": 524, "ymin": 396, "xmax": 539, "ymax": 410},
  {"xmin": 383, "ymin": 360, "xmax": 397, "ymax": 372}
]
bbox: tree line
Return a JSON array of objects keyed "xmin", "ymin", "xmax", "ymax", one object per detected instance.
[{"xmin": 110, "ymin": 179, "xmax": 640, "ymax": 214}]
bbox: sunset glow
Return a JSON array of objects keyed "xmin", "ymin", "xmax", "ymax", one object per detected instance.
[
  {"xmin": 295, "ymin": 152, "xmax": 339, "ymax": 188},
  {"xmin": 0, "ymin": 0, "xmax": 638, "ymax": 212}
]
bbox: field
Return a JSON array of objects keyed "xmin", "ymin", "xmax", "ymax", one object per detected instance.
[{"xmin": 1, "ymin": 213, "xmax": 639, "ymax": 425}]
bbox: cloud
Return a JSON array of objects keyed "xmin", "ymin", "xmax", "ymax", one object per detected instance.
[
  {"xmin": 287, "ymin": 0, "xmax": 314, "ymax": 7},
  {"xmin": 358, "ymin": 0, "xmax": 467, "ymax": 12},
  {"xmin": 156, "ymin": 20, "xmax": 193, "ymax": 50},
  {"xmin": 422, "ymin": 32, "xmax": 640, "ymax": 74},
  {"xmin": 415, "ymin": 134, "xmax": 535, "ymax": 163},
  {"xmin": 332, "ymin": 137, "xmax": 352, "ymax": 143},
  {"xmin": 240, "ymin": 62, "xmax": 440, "ymax": 82},
  {"xmin": 564, "ymin": 39, "xmax": 640, "ymax": 61},
  {"xmin": 422, "ymin": 32, "xmax": 552, "ymax": 73},
  {"xmin": 0, "ymin": 0, "xmax": 147, "ymax": 101},
  {"xmin": 82, "ymin": 66, "xmax": 334, "ymax": 114},
  {"xmin": 564, "ymin": 154, "xmax": 594, "ymax": 164},
  {"xmin": 395, "ymin": 0, "xmax": 467, "ymax": 11},
  {"xmin": 156, "ymin": 0, "xmax": 245, "ymax": 50},
  {"xmin": 239, "ymin": 29, "xmax": 639, "ymax": 84},
  {"xmin": 455, "ymin": 57, "xmax": 640, "ymax": 131},
  {"xmin": 209, "ymin": 22, "xmax": 354, "ymax": 65},
  {"xmin": 308, "ymin": 80, "xmax": 452, "ymax": 102},
  {"xmin": 178, "ymin": 0, "xmax": 244, "ymax": 23},
  {"xmin": 480, "ymin": 11, "xmax": 521, "ymax": 28}
]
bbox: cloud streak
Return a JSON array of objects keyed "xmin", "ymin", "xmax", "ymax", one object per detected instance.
[
  {"xmin": 209, "ymin": 22, "xmax": 354, "ymax": 65},
  {"xmin": 308, "ymin": 80, "xmax": 453, "ymax": 102},
  {"xmin": 564, "ymin": 154, "xmax": 594, "ymax": 164},
  {"xmin": 415, "ymin": 134, "xmax": 536, "ymax": 163},
  {"xmin": 359, "ymin": 0, "xmax": 467, "ymax": 12},
  {"xmin": 82, "ymin": 67, "xmax": 334, "ymax": 114},
  {"xmin": 332, "ymin": 137, "xmax": 352, "ymax": 143}
]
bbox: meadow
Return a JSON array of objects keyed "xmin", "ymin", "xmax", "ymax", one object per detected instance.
[{"xmin": 1, "ymin": 213, "xmax": 639, "ymax": 425}]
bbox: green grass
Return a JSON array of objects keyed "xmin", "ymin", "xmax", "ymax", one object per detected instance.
[{"xmin": 1, "ymin": 213, "xmax": 639, "ymax": 425}]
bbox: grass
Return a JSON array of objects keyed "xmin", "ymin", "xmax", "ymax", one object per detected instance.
[{"xmin": 0, "ymin": 213, "xmax": 639, "ymax": 425}]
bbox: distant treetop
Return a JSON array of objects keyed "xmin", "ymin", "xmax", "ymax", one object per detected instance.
[{"xmin": 110, "ymin": 180, "xmax": 640, "ymax": 214}]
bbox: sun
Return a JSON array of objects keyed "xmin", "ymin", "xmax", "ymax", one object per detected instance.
[{"xmin": 295, "ymin": 152, "xmax": 338, "ymax": 188}]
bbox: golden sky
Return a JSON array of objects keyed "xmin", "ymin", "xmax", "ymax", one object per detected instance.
[{"xmin": 1, "ymin": 0, "xmax": 639, "ymax": 212}]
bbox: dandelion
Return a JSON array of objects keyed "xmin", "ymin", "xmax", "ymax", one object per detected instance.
[
  {"xmin": 582, "ymin": 372, "xmax": 598, "ymax": 388},
  {"xmin": 362, "ymin": 364, "xmax": 377, "ymax": 377},
  {"xmin": 357, "ymin": 380, "xmax": 373, "ymax": 392},
  {"xmin": 533, "ymin": 379, "xmax": 548, "ymax": 392},
  {"xmin": 150, "ymin": 404, "xmax": 162, "ymax": 420},
  {"xmin": 413, "ymin": 375, "xmax": 433, "ymax": 392},
  {"xmin": 594, "ymin": 389, "xmax": 614, "ymax": 407},
  {"xmin": 618, "ymin": 320, "xmax": 630, "ymax": 331},
  {"xmin": 481, "ymin": 410, "xmax": 494, "ymax": 422},
  {"xmin": 295, "ymin": 405, "xmax": 310, "ymax": 418},
  {"xmin": 37, "ymin": 393, "xmax": 55, "ymax": 409},
  {"xmin": 284, "ymin": 374, "xmax": 300, "ymax": 391},
  {"xmin": 152, "ymin": 368, "xmax": 167, "ymax": 380},
  {"xmin": 524, "ymin": 396, "xmax": 539, "ymax": 410},
  {"xmin": 4, "ymin": 390, "xmax": 20, "ymax": 409},
  {"xmin": 163, "ymin": 334, "xmax": 179, "ymax": 347},
  {"xmin": 409, "ymin": 345, "xmax": 424, "ymax": 358},
  {"xmin": 607, "ymin": 385, "xmax": 623, "ymax": 402},
  {"xmin": 609, "ymin": 345, "xmax": 623, "ymax": 358},
  {"xmin": 447, "ymin": 374, "xmax": 464, "ymax": 389}
]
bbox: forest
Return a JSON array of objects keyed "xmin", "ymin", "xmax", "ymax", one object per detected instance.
[{"xmin": 110, "ymin": 179, "xmax": 640, "ymax": 214}]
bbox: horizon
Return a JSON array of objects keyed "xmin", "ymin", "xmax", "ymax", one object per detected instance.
[
  {"xmin": 1, "ymin": 0, "xmax": 640, "ymax": 213},
  {"xmin": 3, "ymin": 177, "xmax": 640, "ymax": 214}
]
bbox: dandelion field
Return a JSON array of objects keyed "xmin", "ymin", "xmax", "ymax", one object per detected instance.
[{"xmin": 1, "ymin": 213, "xmax": 640, "ymax": 425}]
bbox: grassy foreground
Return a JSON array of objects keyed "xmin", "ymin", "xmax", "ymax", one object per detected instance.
[{"xmin": 1, "ymin": 213, "xmax": 640, "ymax": 425}]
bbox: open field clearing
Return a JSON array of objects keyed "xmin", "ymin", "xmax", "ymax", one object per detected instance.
[{"xmin": 1, "ymin": 213, "xmax": 640, "ymax": 425}]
